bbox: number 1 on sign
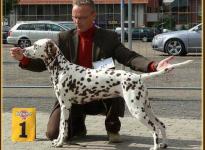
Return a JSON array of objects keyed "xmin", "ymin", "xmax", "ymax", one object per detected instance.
[
  {"xmin": 12, "ymin": 108, "xmax": 36, "ymax": 142},
  {"xmin": 19, "ymin": 122, "xmax": 27, "ymax": 138}
]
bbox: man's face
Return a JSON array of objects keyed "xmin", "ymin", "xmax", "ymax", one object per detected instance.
[{"xmin": 72, "ymin": 5, "xmax": 96, "ymax": 32}]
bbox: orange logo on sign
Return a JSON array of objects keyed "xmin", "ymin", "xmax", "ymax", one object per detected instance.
[{"xmin": 16, "ymin": 110, "xmax": 32, "ymax": 120}]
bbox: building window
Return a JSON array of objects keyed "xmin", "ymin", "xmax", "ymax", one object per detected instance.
[
  {"xmin": 37, "ymin": 5, "xmax": 43, "ymax": 20},
  {"xmin": 17, "ymin": 5, "xmax": 29, "ymax": 20}
]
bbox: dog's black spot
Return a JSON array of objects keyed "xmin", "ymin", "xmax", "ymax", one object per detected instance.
[
  {"xmin": 116, "ymin": 73, "xmax": 121, "ymax": 76},
  {"xmin": 126, "ymin": 84, "xmax": 132, "ymax": 91},
  {"xmin": 102, "ymin": 70, "xmax": 107, "ymax": 74},
  {"xmin": 114, "ymin": 91, "xmax": 120, "ymax": 94},
  {"xmin": 87, "ymin": 78, "xmax": 91, "ymax": 82},
  {"xmin": 155, "ymin": 134, "xmax": 159, "ymax": 144},
  {"xmin": 113, "ymin": 81, "xmax": 120, "ymax": 86},
  {"xmin": 148, "ymin": 120, "xmax": 154, "ymax": 127},
  {"xmin": 127, "ymin": 78, "xmax": 131, "ymax": 81},
  {"xmin": 80, "ymin": 69, "xmax": 85, "ymax": 73},
  {"xmin": 138, "ymin": 91, "xmax": 142, "ymax": 97},
  {"xmin": 106, "ymin": 81, "xmax": 110, "ymax": 84},
  {"xmin": 110, "ymin": 71, "xmax": 115, "ymax": 75},
  {"xmin": 109, "ymin": 84, "xmax": 113, "ymax": 87}
]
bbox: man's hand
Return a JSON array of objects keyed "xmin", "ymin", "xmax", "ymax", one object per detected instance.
[
  {"xmin": 10, "ymin": 47, "xmax": 24, "ymax": 61},
  {"xmin": 156, "ymin": 56, "xmax": 174, "ymax": 71}
]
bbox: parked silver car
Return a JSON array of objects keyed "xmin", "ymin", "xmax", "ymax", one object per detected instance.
[
  {"xmin": 152, "ymin": 23, "xmax": 201, "ymax": 56},
  {"xmin": 57, "ymin": 21, "xmax": 76, "ymax": 30},
  {"xmin": 7, "ymin": 21, "xmax": 68, "ymax": 48}
]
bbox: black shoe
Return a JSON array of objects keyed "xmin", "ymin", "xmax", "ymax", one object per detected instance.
[
  {"xmin": 74, "ymin": 129, "xmax": 87, "ymax": 137},
  {"xmin": 66, "ymin": 128, "xmax": 87, "ymax": 141}
]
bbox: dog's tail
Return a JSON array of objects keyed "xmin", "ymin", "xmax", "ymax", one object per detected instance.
[{"xmin": 140, "ymin": 60, "xmax": 193, "ymax": 80}]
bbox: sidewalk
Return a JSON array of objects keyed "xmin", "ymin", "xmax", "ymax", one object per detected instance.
[{"xmin": 3, "ymin": 112, "xmax": 201, "ymax": 150}]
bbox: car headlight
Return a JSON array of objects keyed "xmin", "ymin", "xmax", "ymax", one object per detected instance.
[{"xmin": 154, "ymin": 35, "xmax": 164, "ymax": 41}]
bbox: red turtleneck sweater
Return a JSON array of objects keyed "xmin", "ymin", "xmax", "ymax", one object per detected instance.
[{"xmin": 77, "ymin": 26, "xmax": 96, "ymax": 68}]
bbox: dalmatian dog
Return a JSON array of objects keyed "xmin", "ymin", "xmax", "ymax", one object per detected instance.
[{"xmin": 23, "ymin": 39, "xmax": 192, "ymax": 149}]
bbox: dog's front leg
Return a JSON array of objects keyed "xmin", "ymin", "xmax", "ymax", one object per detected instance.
[{"xmin": 52, "ymin": 101, "xmax": 71, "ymax": 147}]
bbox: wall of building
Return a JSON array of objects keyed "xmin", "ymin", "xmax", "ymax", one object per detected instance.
[{"xmin": 9, "ymin": 0, "xmax": 201, "ymax": 29}]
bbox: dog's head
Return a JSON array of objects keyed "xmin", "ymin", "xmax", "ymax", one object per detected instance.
[{"xmin": 24, "ymin": 38, "xmax": 58, "ymax": 60}]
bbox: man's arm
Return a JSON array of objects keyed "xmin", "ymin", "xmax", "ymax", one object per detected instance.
[
  {"xmin": 101, "ymin": 30, "xmax": 155, "ymax": 72},
  {"xmin": 102, "ymin": 30, "xmax": 172, "ymax": 73}
]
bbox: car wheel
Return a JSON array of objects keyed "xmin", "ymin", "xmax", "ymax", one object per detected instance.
[
  {"xmin": 142, "ymin": 36, "xmax": 148, "ymax": 42},
  {"xmin": 165, "ymin": 39, "xmax": 187, "ymax": 56},
  {"xmin": 18, "ymin": 38, "xmax": 31, "ymax": 48}
]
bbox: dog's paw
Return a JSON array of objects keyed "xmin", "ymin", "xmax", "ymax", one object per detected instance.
[
  {"xmin": 52, "ymin": 139, "xmax": 63, "ymax": 147},
  {"xmin": 149, "ymin": 146, "xmax": 160, "ymax": 150},
  {"xmin": 159, "ymin": 143, "xmax": 168, "ymax": 148}
]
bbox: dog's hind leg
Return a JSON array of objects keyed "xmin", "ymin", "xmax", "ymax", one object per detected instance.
[
  {"xmin": 144, "ymin": 102, "xmax": 168, "ymax": 148},
  {"xmin": 143, "ymin": 91, "xmax": 168, "ymax": 148},
  {"xmin": 122, "ymin": 90, "xmax": 161, "ymax": 150},
  {"xmin": 132, "ymin": 108, "xmax": 160, "ymax": 150}
]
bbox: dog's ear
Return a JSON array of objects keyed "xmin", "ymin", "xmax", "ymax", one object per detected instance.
[{"xmin": 47, "ymin": 40, "xmax": 57, "ymax": 57}]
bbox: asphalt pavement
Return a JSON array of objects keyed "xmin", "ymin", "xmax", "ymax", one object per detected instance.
[{"xmin": 2, "ymin": 112, "xmax": 202, "ymax": 150}]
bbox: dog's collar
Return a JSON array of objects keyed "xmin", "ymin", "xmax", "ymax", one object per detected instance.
[{"xmin": 45, "ymin": 53, "xmax": 61, "ymax": 67}]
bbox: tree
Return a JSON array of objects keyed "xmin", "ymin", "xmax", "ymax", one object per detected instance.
[
  {"xmin": 3, "ymin": 0, "xmax": 19, "ymax": 17},
  {"xmin": 154, "ymin": 16, "xmax": 176, "ymax": 31},
  {"xmin": 158, "ymin": 0, "xmax": 163, "ymax": 6}
]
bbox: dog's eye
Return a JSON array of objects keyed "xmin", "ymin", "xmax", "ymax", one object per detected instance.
[{"xmin": 34, "ymin": 44, "xmax": 37, "ymax": 48}]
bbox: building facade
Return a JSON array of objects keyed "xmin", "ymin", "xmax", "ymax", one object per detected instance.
[
  {"xmin": 11, "ymin": 0, "xmax": 148, "ymax": 29},
  {"xmin": 146, "ymin": 0, "xmax": 201, "ymax": 29},
  {"xmin": 9, "ymin": 0, "xmax": 201, "ymax": 29}
]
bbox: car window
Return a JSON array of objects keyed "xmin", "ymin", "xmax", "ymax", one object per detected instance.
[
  {"xmin": 59, "ymin": 23, "xmax": 76, "ymax": 29},
  {"xmin": 197, "ymin": 25, "xmax": 201, "ymax": 31},
  {"xmin": 189, "ymin": 24, "xmax": 202, "ymax": 32},
  {"xmin": 143, "ymin": 28, "xmax": 150, "ymax": 32},
  {"xmin": 17, "ymin": 24, "xmax": 35, "ymax": 30},
  {"xmin": 147, "ymin": 28, "xmax": 150, "ymax": 32},
  {"xmin": 34, "ymin": 24, "xmax": 46, "ymax": 31},
  {"xmin": 47, "ymin": 24, "xmax": 64, "ymax": 31},
  {"xmin": 132, "ymin": 28, "xmax": 140, "ymax": 33}
]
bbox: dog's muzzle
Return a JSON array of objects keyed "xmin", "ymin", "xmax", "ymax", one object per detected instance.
[{"xmin": 23, "ymin": 46, "xmax": 35, "ymax": 58}]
